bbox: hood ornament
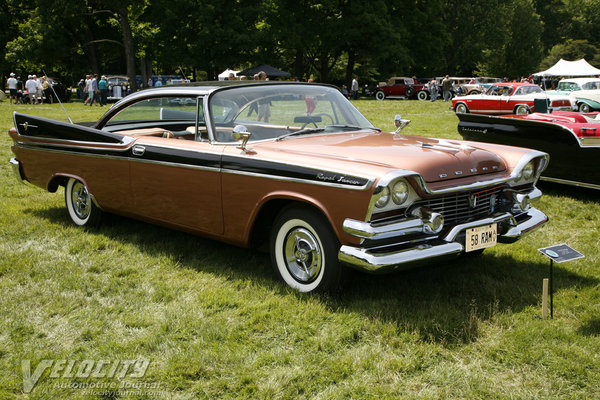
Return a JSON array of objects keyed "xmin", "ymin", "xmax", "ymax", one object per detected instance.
[{"xmin": 393, "ymin": 114, "xmax": 411, "ymax": 134}]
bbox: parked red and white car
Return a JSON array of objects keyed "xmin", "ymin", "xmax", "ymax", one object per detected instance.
[{"xmin": 452, "ymin": 82, "xmax": 575, "ymax": 115}]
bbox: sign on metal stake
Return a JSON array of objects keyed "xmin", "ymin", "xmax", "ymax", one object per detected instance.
[{"xmin": 538, "ymin": 244, "xmax": 584, "ymax": 319}]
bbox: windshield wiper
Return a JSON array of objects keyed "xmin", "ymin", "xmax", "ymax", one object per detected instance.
[
  {"xmin": 325, "ymin": 124, "xmax": 381, "ymax": 132},
  {"xmin": 276, "ymin": 127, "xmax": 325, "ymax": 141}
]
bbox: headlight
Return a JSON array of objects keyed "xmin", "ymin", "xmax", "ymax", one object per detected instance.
[
  {"xmin": 391, "ymin": 181, "xmax": 409, "ymax": 205},
  {"xmin": 522, "ymin": 161, "xmax": 535, "ymax": 181},
  {"xmin": 374, "ymin": 186, "xmax": 390, "ymax": 208}
]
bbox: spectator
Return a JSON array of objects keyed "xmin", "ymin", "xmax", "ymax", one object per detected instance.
[
  {"xmin": 442, "ymin": 75, "xmax": 452, "ymax": 101},
  {"xmin": 77, "ymin": 79, "xmax": 85, "ymax": 99},
  {"xmin": 351, "ymin": 76, "xmax": 359, "ymax": 100},
  {"xmin": 227, "ymin": 72, "xmax": 235, "ymax": 81},
  {"xmin": 25, "ymin": 75, "xmax": 38, "ymax": 104},
  {"xmin": 42, "ymin": 76, "xmax": 52, "ymax": 103},
  {"xmin": 154, "ymin": 76, "xmax": 162, "ymax": 86},
  {"xmin": 98, "ymin": 75, "xmax": 108, "ymax": 105},
  {"xmin": 34, "ymin": 75, "xmax": 43, "ymax": 104},
  {"xmin": 7, "ymin": 73, "xmax": 18, "ymax": 104},
  {"xmin": 83, "ymin": 74, "xmax": 91, "ymax": 105},
  {"xmin": 428, "ymin": 79, "xmax": 439, "ymax": 102}
]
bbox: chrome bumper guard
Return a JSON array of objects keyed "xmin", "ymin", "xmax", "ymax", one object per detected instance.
[
  {"xmin": 339, "ymin": 207, "xmax": 548, "ymax": 273},
  {"xmin": 9, "ymin": 158, "xmax": 27, "ymax": 184}
]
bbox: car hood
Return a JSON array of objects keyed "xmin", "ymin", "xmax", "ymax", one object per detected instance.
[{"xmin": 254, "ymin": 131, "xmax": 507, "ymax": 183}]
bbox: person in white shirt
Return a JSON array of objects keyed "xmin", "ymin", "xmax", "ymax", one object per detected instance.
[
  {"xmin": 34, "ymin": 75, "xmax": 43, "ymax": 103},
  {"xmin": 7, "ymin": 73, "xmax": 18, "ymax": 104},
  {"xmin": 25, "ymin": 75, "xmax": 38, "ymax": 104}
]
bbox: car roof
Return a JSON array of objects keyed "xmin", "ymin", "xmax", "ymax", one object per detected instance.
[
  {"xmin": 494, "ymin": 82, "xmax": 534, "ymax": 88},
  {"xmin": 558, "ymin": 77, "xmax": 600, "ymax": 83},
  {"xmin": 107, "ymin": 81, "xmax": 336, "ymax": 109}
]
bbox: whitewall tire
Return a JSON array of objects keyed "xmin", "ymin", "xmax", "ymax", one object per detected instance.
[{"xmin": 65, "ymin": 178, "xmax": 102, "ymax": 227}]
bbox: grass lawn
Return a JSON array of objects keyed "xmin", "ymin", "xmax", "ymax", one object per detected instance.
[{"xmin": 0, "ymin": 98, "xmax": 599, "ymax": 399}]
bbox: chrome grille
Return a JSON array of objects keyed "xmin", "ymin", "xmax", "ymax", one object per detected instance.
[{"xmin": 410, "ymin": 186, "xmax": 503, "ymax": 226}]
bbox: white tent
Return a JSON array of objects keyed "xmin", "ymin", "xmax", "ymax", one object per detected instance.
[
  {"xmin": 218, "ymin": 69, "xmax": 240, "ymax": 81},
  {"xmin": 533, "ymin": 58, "xmax": 600, "ymax": 77}
]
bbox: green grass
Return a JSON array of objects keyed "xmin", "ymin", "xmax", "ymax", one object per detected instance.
[{"xmin": 1, "ymin": 99, "xmax": 599, "ymax": 399}]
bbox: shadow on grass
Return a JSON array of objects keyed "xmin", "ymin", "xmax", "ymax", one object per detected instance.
[{"xmin": 27, "ymin": 206, "xmax": 598, "ymax": 346}]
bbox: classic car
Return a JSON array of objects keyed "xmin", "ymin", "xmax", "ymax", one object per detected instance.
[
  {"xmin": 106, "ymin": 75, "xmax": 130, "ymax": 101},
  {"xmin": 9, "ymin": 82, "xmax": 549, "ymax": 293},
  {"xmin": 544, "ymin": 77, "xmax": 600, "ymax": 95},
  {"xmin": 457, "ymin": 111, "xmax": 600, "ymax": 190},
  {"xmin": 374, "ymin": 77, "xmax": 430, "ymax": 101},
  {"xmin": 569, "ymin": 89, "xmax": 600, "ymax": 112},
  {"xmin": 452, "ymin": 82, "xmax": 576, "ymax": 115},
  {"xmin": 457, "ymin": 77, "xmax": 502, "ymax": 96}
]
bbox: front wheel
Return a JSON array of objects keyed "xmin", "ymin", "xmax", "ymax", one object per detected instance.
[
  {"xmin": 455, "ymin": 103, "xmax": 469, "ymax": 114},
  {"xmin": 375, "ymin": 91, "xmax": 385, "ymax": 101},
  {"xmin": 65, "ymin": 178, "xmax": 102, "ymax": 227},
  {"xmin": 579, "ymin": 103, "xmax": 591, "ymax": 113},
  {"xmin": 270, "ymin": 206, "xmax": 343, "ymax": 293},
  {"xmin": 417, "ymin": 90, "xmax": 429, "ymax": 101}
]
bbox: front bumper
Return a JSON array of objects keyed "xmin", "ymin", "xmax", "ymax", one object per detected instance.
[{"xmin": 338, "ymin": 207, "xmax": 548, "ymax": 273}]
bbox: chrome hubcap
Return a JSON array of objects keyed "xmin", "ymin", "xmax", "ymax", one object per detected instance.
[
  {"xmin": 284, "ymin": 228, "xmax": 322, "ymax": 283},
  {"xmin": 71, "ymin": 182, "xmax": 91, "ymax": 219}
]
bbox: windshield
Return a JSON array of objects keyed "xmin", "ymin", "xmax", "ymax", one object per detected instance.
[
  {"xmin": 208, "ymin": 84, "xmax": 375, "ymax": 142},
  {"xmin": 486, "ymin": 85, "xmax": 514, "ymax": 96}
]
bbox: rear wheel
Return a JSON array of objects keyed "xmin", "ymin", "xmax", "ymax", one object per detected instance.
[
  {"xmin": 375, "ymin": 91, "xmax": 385, "ymax": 101},
  {"xmin": 515, "ymin": 105, "xmax": 530, "ymax": 115},
  {"xmin": 579, "ymin": 103, "xmax": 591, "ymax": 113},
  {"xmin": 270, "ymin": 206, "xmax": 343, "ymax": 293},
  {"xmin": 65, "ymin": 178, "xmax": 102, "ymax": 227},
  {"xmin": 455, "ymin": 103, "xmax": 469, "ymax": 114}
]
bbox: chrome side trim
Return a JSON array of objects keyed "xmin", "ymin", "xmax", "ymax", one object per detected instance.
[
  {"xmin": 540, "ymin": 176, "xmax": 600, "ymax": 191},
  {"xmin": 221, "ymin": 168, "xmax": 374, "ymax": 191}
]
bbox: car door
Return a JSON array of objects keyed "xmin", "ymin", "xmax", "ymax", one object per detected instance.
[{"xmin": 104, "ymin": 96, "xmax": 225, "ymax": 235}]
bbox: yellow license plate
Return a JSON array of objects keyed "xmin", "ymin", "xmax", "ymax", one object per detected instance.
[{"xmin": 466, "ymin": 223, "xmax": 497, "ymax": 252}]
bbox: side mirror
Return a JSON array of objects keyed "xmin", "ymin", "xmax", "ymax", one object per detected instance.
[
  {"xmin": 232, "ymin": 125, "xmax": 252, "ymax": 152},
  {"xmin": 393, "ymin": 114, "xmax": 411, "ymax": 133}
]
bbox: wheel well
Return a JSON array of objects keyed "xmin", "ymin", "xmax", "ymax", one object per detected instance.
[
  {"xmin": 455, "ymin": 102, "xmax": 468, "ymax": 111},
  {"xmin": 48, "ymin": 175, "xmax": 69, "ymax": 193},
  {"xmin": 249, "ymin": 199, "xmax": 330, "ymax": 251}
]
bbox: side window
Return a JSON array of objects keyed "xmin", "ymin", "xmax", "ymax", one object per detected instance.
[{"xmin": 106, "ymin": 97, "xmax": 201, "ymax": 125}]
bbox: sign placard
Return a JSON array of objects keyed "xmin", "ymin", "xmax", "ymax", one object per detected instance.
[{"xmin": 538, "ymin": 244, "xmax": 584, "ymax": 263}]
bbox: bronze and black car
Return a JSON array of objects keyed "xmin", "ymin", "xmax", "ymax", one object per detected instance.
[{"xmin": 9, "ymin": 82, "xmax": 549, "ymax": 292}]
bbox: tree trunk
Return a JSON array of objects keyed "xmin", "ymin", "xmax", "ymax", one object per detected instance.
[
  {"xmin": 345, "ymin": 49, "xmax": 355, "ymax": 89},
  {"xmin": 293, "ymin": 48, "xmax": 305, "ymax": 80},
  {"xmin": 117, "ymin": 6, "xmax": 137, "ymax": 91},
  {"xmin": 83, "ymin": 16, "xmax": 99, "ymax": 74}
]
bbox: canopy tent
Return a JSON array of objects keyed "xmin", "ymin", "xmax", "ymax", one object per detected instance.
[
  {"xmin": 218, "ymin": 69, "xmax": 240, "ymax": 81},
  {"xmin": 533, "ymin": 58, "xmax": 600, "ymax": 77},
  {"xmin": 237, "ymin": 64, "xmax": 291, "ymax": 78}
]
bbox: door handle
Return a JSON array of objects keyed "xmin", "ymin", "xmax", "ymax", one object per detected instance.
[{"xmin": 132, "ymin": 145, "xmax": 145, "ymax": 156}]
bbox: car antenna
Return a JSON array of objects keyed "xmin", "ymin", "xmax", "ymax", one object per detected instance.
[{"xmin": 43, "ymin": 69, "xmax": 73, "ymax": 124}]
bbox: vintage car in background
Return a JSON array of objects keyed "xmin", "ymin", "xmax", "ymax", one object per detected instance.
[
  {"xmin": 457, "ymin": 77, "xmax": 502, "ymax": 96},
  {"xmin": 452, "ymin": 82, "xmax": 576, "ymax": 115},
  {"xmin": 457, "ymin": 111, "xmax": 600, "ymax": 190},
  {"xmin": 570, "ymin": 89, "xmax": 600, "ymax": 112},
  {"xmin": 106, "ymin": 75, "xmax": 130, "ymax": 101},
  {"xmin": 544, "ymin": 77, "xmax": 600, "ymax": 95},
  {"xmin": 9, "ymin": 82, "xmax": 549, "ymax": 293},
  {"xmin": 374, "ymin": 77, "xmax": 430, "ymax": 101}
]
